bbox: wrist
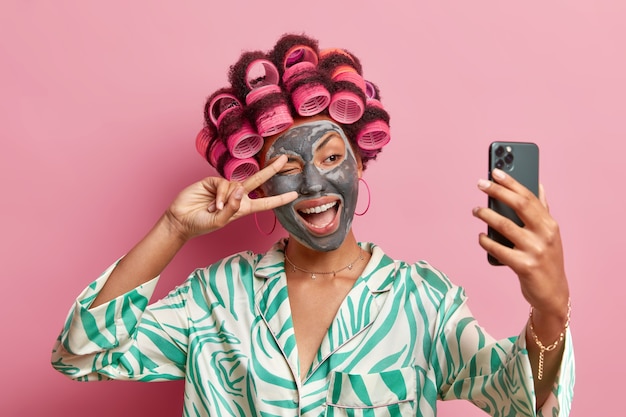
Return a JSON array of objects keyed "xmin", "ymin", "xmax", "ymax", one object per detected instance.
[
  {"xmin": 530, "ymin": 294, "xmax": 570, "ymax": 331},
  {"xmin": 527, "ymin": 298, "xmax": 571, "ymax": 380},
  {"xmin": 160, "ymin": 211, "xmax": 193, "ymax": 244}
]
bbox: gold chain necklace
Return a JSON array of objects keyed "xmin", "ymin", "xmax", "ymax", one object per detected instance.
[{"xmin": 284, "ymin": 248, "xmax": 365, "ymax": 279}]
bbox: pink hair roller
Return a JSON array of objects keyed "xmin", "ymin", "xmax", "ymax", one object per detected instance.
[
  {"xmin": 365, "ymin": 80, "xmax": 377, "ymax": 99},
  {"xmin": 256, "ymin": 105, "xmax": 293, "ymax": 136},
  {"xmin": 209, "ymin": 93, "xmax": 242, "ymax": 128},
  {"xmin": 208, "ymin": 139, "xmax": 228, "ymax": 168},
  {"xmin": 332, "ymin": 65, "xmax": 366, "ymax": 93},
  {"xmin": 319, "ymin": 48, "xmax": 354, "ymax": 62},
  {"xmin": 284, "ymin": 62, "xmax": 330, "ymax": 116},
  {"xmin": 245, "ymin": 84, "xmax": 279, "ymax": 104},
  {"xmin": 284, "ymin": 45, "xmax": 318, "ymax": 68},
  {"xmin": 246, "ymin": 84, "xmax": 293, "ymax": 136},
  {"xmin": 246, "ymin": 59, "xmax": 280, "ymax": 90},
  {"xmin": 356, "ymin": 120, "xmax": 391, "ymax": 150},
  {"xmin": 329, "ymin": 90, "xmax": 364, "ymax": 124},
  {"xmin": 283, "ymin": 61, "xmax": 316, "ymax": 90},
  {"xmin": 292, "ymin": 84, "xmax": 331, "ymax": 116},
  {"xmin": 367, "ymin": 98, "xmax": 383, "ymax": 109},
  {"xmin": 224, "ymin": 157, "xmax": 260, "ymax": 182},
  {"xmin": 195, "ymin": 128, "xmax": 213, "ymax": 159},
  {"xmin": 227, "ymin": 120, "xmax": 263, "ymax": 158}
]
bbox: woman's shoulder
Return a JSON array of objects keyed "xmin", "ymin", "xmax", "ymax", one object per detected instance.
[
  {"xmin": 188, "ymin": 240, "xmax": 286, "ymax": 285},
  {"xmin": 364, "ymin": 242, "xmax": 459, "ymax": 298}
]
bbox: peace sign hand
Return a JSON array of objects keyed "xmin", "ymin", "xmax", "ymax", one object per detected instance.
[{"xmin": 165, "ymin": 155, "xmax": 297, "ymax": 241}]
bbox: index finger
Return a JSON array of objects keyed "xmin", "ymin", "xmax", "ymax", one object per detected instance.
[
  {"xmin": 242, "ymin": 154, "xmax": 288, "ymax": 192},
  {"xmin": 491, "ymin": 168, "xmax": 537, "ymax": 199},
  {"xmin": 483, "ymin": 169, "xmax": 545, "ymax": 227}
]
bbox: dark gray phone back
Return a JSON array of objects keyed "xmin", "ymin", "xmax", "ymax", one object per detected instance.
[{"xmin": 487, "ymin": 141, "xmax": 539, "ymax": 265}]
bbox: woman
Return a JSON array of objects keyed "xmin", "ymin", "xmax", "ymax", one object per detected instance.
[{"xmin": 52, "ymin": 33, "xmax": 574, "ymax": 416}]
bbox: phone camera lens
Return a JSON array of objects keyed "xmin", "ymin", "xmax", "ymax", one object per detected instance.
[
  {"xmin": 504, "ymin": 153, "xmax": 514, "ymax": 164},
  {"xmin": 495, "ymin": 159, "xmax": 504, "ymax": 169},
  {"xmin": 495, "ymin": 146, "xmax": 505, "ymax": 157}
]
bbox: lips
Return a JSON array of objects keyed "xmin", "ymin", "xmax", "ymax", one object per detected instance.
[{"xmin": 295, "ymin": 197, "xmax": 341, "ymax": 236}]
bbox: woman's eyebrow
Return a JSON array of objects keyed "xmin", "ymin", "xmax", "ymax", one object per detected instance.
[
  {"xmin": 268, "ymin": 154, "xmax": 301, "ymax": 165},
  {"xmin": 276, "ymin": 151, "xmax": 304, "ymax": 162},
  {"xmin": 269, "ymin": 148, "xmax": 302, "ymax": 159},
  {"xmin": 315, "ymin": 132, "xmax": 341, "ymax": 151}
]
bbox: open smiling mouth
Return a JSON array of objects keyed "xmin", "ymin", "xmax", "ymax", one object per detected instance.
[{"xmin": 296, "ymin": 200, "xmax": 341, "ymax": 235}]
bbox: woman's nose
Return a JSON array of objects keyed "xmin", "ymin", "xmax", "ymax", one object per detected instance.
[{"xmin": 299, "ymin": 163, "xmax": 325, "ymax": 194}]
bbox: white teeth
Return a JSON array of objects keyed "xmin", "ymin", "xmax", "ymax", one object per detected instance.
[{"xmin": 300, "ymin": 201, "xmax": 337, "ymax": 214}]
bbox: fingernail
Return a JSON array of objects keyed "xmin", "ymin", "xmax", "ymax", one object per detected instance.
[
  {"xmin": 492, "ymin": 168, "xmax": 506, "ymax": 180},
  {"xmin": 477, "ymin": 179, "xmax": 491, "ymax": 190},
  {"xmin": 208, "ymin": 203, "xmax": 216, "ymax": 213},
  {"xmin": 216, "ymin": 201, "xmax": 224, "ymax": 210},
  {"xmin": 472, "ymin": 207, "xmax": 480, "ymax": 216},
  {"xmin": 234, "ymin": 187, "xmax": 244, "ymax": 199}
]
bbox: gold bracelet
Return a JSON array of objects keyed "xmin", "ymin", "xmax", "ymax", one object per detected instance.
[{"xmin": 528, "ymin": 299, "xmax": 571, "ymax": 381}]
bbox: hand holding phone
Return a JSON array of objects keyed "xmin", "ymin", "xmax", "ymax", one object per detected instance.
[{"xmin": 487, "ymin": 141, "xmax": 539, "ymax": 265}]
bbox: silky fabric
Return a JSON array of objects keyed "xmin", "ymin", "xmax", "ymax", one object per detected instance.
[{"xmin": 51, "ymin": 240, "xmax": 574, "ymax": 416}]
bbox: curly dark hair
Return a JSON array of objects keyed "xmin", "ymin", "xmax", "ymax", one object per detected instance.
[{"xmin": 196, "ymin": 33, "xmax": 391, "ymax": 180}]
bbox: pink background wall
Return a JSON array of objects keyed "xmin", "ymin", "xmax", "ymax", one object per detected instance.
[{"xmin": 1, "ymin": 1, "xmax": 623, "ymax": 415}]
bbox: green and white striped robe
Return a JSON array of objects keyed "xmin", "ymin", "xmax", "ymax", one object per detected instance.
[{"xmin": 52, "ymin": 240, "xmax": 574, "ymax": 416}]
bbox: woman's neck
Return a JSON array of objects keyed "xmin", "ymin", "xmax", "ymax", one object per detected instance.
[{"xmin": 284, "ymin": 233, "xmax": 361, "ymax": 274}]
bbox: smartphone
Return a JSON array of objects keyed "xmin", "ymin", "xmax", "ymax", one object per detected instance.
[{"xmin": 487, "ymin": 141, "xmax": 539, "ymax": 265}]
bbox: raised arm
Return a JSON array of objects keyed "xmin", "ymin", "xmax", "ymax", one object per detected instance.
[
  {"xmin": 473, "ymin": 168, "xmax": 571, "ymax": 409},
  {"xmin": 90, "ymin": 155, "xmax": 297, "ymax": 307}
]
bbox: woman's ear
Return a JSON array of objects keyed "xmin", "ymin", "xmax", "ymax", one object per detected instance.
[{"xmin": 356, "ymin": 154, "xmax": 364, "ymax": 179}]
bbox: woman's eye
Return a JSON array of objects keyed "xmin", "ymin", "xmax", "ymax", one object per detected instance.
[
  {"xmin": 325, "ymin": 154, "xmax": 342, "ymax": 163},
  {"xmin": 279, "ymin": 166, "xmax": 300, "ymax": 175}
]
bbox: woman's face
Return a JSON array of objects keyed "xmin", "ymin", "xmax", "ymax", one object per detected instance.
[{"xmin": 261, "ymin": 119, "xmax": 362, "ymax": 251}]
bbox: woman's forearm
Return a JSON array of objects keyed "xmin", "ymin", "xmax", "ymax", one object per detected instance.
[{"xmin": 90, "ymin": 214, "xmax": 188, "ymax": 308}]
